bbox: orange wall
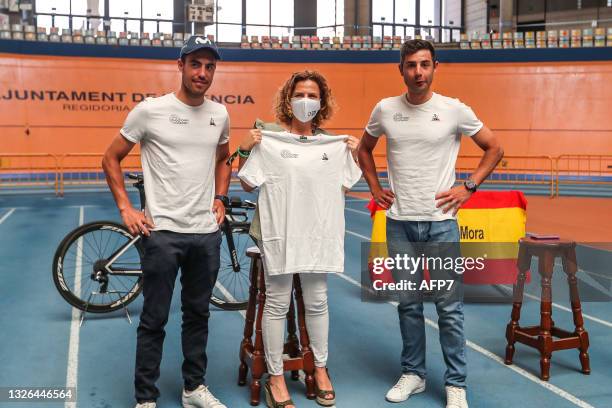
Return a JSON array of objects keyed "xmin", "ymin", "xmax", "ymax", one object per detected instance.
[{"xmin": 1, "ymin": 53, "xmax": 611, "ymax": 157}]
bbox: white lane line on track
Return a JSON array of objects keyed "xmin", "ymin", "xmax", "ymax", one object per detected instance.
[
  {"xmin": 0, "ymin": 208, "xmax": 16, "ymax": 225},
  {"xmin": 345, "ymin": 230, "xmax": 370, "ymax": 241},
  {"xmin": 515, "ymin": 288, "xmax": 612, "ymax": 329},
  {"xmin": 215, "ymin": 283, "xmax": 246, "ymax": 319},
  {"xmin": 344, "ymin": 207, "xmax": 371, "ymax": 216},
  {"xmin": 65, "ymin": 206, "xmax": 84, "ymax": 408}
]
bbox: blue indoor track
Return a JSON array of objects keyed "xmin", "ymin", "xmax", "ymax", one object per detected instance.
[{"xmin": 1, "ymin": 189, "xmax": 611, "ymax": 408}]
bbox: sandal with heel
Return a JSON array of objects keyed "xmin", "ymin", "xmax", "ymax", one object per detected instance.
[
  {"xmin": 264, "ymin": 380, "xmax": 295, "ymax": 408},
  {"xmin": 314, "ymin": 368, "xmax": 336, "ymax": 407}
]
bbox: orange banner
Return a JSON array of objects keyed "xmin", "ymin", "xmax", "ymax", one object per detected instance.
[{"xmin": 2, "ymin": 53, "xmax": 612, "ymax": 158}]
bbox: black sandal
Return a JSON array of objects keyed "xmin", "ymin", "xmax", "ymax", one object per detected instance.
[{"xmin": 264, "ymin": 380, "xmax": 295, "ymax": 408}]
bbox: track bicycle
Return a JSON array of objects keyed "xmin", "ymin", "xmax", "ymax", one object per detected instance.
[{"xmin": 52, "ymin": 174, "xmax": 255, "ymax": 313}]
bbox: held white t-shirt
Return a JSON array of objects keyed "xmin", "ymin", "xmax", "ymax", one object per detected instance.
[
  {"xmin": 366, "ymin": 92, "xmax": 483, "ymax": 221},
  {"xmin": 120, "ymin": 93, "xmax": 230, "ymax": 233},
  {"xmin": 238, "ymin": 130, "xmax": 362, "ymax": 276}
]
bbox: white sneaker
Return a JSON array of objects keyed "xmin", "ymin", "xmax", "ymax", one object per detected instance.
[
  {"xmin": 134, "ymin": 402, "xmax": 156, "ymax": 408},
  {"xmin": 182, "ymin": 385, "xmax": 227, "ymax": 408},
  {"xmin": 385, "ymin": 373, "xmax": 426, "ymax": 403},
  {"xmin": 446, "ymin": 386, "xmax": 468, "ymax": 408}
]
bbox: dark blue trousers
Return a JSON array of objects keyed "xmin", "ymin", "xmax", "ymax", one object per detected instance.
[{"xmin": 134, "ymin": 229, "xmax": 221, "ymax": 403}]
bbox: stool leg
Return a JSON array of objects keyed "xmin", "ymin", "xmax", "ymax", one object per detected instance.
[
  {"xmin": 562, "ymin": 247, "xmax": 591, "ymax": 375},
  {"xmin": 294, "ymin": 275, "xmax": 316, "ymax": 399},
  {"xmin": 239, "ymin": 256, "xmax": 260, "ymax": 386},
  {"xmin": 505, "ymin": 245, "xmax": 530, "ymax": 364},
  {"xmin": 538, "ymin": 252, "xmax": 554, "ymax": 381},
  {"xmin": 250, "ymin": 258, "xmax": 267, "ymax": 406}
]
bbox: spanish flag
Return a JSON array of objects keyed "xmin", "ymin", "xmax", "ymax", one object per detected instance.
[
  {"xmin": 367, "ymin": 191, "xmax": 528, "ymax": 285},
  {"xmin": 458, "ymin": 191, "xmax": 527, "ymax": 284}
]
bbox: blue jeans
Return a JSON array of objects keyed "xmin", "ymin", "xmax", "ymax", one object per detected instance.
[{"xmin": 386, "ymin": 218, "xmax": 467, "ymax": 388}]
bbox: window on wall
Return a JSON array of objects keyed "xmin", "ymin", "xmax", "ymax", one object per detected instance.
[
  {"xmin": 70, "ymin": 0, "xmax": 105, "ymax": 16},
  {"xmin": 246, "ymin": 0, "xmax": 271, "ymax": 37},
  {"xmin": 204, "ymin": 0, "xmax": 295, "ymax": 41},
  {"xmin": 442, "ymin": 0, "xmax": 461, "ymax": 42},
  {"xmin": 372, "ymin": 0, "xmax": 393, "ymax": 23},
  {"xmin": 372, "ymin": 0, "xmax": 461, "ymax": 42},
  {"xmin": 271, "ymin": 0, "xmax": 293, "ymax": 37},
  {"xmin": 420, "ymin": 0, "xmax": 440, "ymax": 40},
  {"xmin": 442, "ymin": 0, "xmax": 461, "ymax": 29},
  {"xmin": 109, "ymin": 0, "xmax": 141, "ymax": 19},
  {"xmin": 35, "ymin": 0, "xmax": 71, "ymax": 14},
  {"xmin": 143, "ymin": 1, "xmax": 173, "ymax": 20},
  {"xmin": 317, "ymin": 0, "xmax": 344, "ymax": 37},
  {"xmin": 395, "ymin": 0, "xmax": 416, "ymax": 38},
  {"xmin": 215, "ymin": 0, "xmax": 242, "ymax": 42},
  {"xmin": 36, "ymin": 0, "xmax": 173, "ymax": 33},
  {"xmin": 372, "ymin": 0, "xmax": 399, "ymax": 38}
]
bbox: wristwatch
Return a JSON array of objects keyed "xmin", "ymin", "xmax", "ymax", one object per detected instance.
[
  {"xmin": 214, "ymin": 194, "xmax": 229, "ymax": 207},
  {"xmin": 463, "ymin": 179, "xmax": 478, "ymax": 193}
]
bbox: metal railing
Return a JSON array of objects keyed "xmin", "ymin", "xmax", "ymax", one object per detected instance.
[
  {"xmin": 58, "ymin": 153, "xmax": 141, "ymax": 196},
  {"xmin": 555, "ymin": 154, "xmax": 612, "ymax": 197},
  {"xmin": 373, "ymin": 153, "xmax": 612, "ymax": 198},
  {"xmin": 1, "ymin": 153, "xmax": 610, "ymax": 198},
  {"xmin": 0, "ymin": 153, "xmax": 61, "ymax": 195},
  {"xmin": 456, "ymin": 154, "xmax": 556, "ymax": 197}
]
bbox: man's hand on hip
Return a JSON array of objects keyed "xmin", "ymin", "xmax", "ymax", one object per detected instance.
[
  {"xmin": 212, "ymin": 199, "xmax": 226, "ymax": 225},
  {"xmin": 435, "ymin": 185, "xmax": 473, "ymax": 216},
  {"xmin": 120, "ymin": 206, "xmax": 155, "ymax": 236},
  {"xmin": 373, "ymin": 188, "xmax": 395, "ymax": 209}
]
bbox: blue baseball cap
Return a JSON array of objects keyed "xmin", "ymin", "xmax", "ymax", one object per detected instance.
[{"xmin": 180, "ymin": 35, "xmax": 222, "ymax": 60}]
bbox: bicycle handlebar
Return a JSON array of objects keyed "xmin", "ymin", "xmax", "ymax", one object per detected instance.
[{"xmin": 125, "ymin": 174, "xmax": 256, "ymax": 212}]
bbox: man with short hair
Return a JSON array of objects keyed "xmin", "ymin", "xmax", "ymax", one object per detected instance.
[
  {"xmin": 102, "ymin": 36, "xmax": 231, "ymax": 408},
  {"xmin": 358, "ymin": 39, "xmax": 503, "ymax": 408}
]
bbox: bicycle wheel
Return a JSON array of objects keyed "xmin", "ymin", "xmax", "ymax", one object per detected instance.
[
  {"xmin": 211, "ymin": 225, "xmax": 254, "ymax": 311},
  {"xmin": 52, "ymin": 221, "xmax": 144, "ymax": 313}
]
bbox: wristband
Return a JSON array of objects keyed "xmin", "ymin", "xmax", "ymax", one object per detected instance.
[
  {"xmin": 215, "ymin": 194, "xmax": 229, "ymax": 207},
  {"xmin": 237, "ymin": 148, "xmax": 251, "ymax": 158}
]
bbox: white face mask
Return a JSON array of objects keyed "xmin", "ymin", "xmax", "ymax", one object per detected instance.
[{"xmin": 290, "ymin": 97, "xmax": 321, "ymax": 123}]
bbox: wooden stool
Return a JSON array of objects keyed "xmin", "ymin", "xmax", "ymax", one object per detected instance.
[
  {"xmin": 504, "ymin": 237, "xmax": 590, "ymax": 380},
  {"xmin": 238, "ymin": 247, "xmax": 316, "ymax": 405}
]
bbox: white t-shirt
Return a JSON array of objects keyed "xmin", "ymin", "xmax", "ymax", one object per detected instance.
[
  {"xmin": 120, "ymin": 93, "xmax": 230, "ymax": 233},
  {"xmin": 366, "ymin": 92, "xmax": 483, "ymax": 221},
  {"xmin": 238, "ymin": 130, "xmax": 362, "ymax": 276}
]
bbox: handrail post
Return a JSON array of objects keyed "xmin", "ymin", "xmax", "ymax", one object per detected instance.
[
  {"xmin": 554, "ymin": 155, "xmax": 559, "ymax": 198},
  {"xmin": 53, "ymin": 154, "xmax": 59, "ymax": 196},
  {"xmin": 551, "ymin": 155, "xmax": 555, "ymax": 198},
  {"xmin": 60, "ymin": 155, "xmax": 65, "ymax": 197}
]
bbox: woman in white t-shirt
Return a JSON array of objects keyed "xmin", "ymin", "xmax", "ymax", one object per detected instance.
[{"xmin": 236, "ymin": 71, "xmax": 361, "ymax": 408}]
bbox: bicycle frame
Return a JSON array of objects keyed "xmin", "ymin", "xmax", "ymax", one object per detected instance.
[
  {"xmin": 221, "ymin": 209, "xmax": 252, "ymax": 273},
  {"xmin": 101, "ymin": 175, "xmax": 253, "ymax": 278},
  {"xmin": 102, "ymin": 233, "xmax": 143, "ymax": 276}
]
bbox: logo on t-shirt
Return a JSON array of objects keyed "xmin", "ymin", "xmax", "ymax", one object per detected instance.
[
  {"xmin": 210, "ymin": 117, "xmax": 216, "ymax": 126},
  {"xmin": 280, "ymin": 149, "xmax": 299, "ymax": 159},
  {"xmin": 432, "ymin": 113, "xmax": 440, "ymax": 121},
  {"xmin": 393, "ymin": 113, "xmax": 410, "ymax": 122},
  {"xmin": 322, "ymin": 153, "xmax": 329, "ymax": 161},
  {"xmin": 297, "ymin": 136, "xmax": 315, "ymax": 143},
  {"xmin": 169, "ymin": 114, "xmax": 189, "ymax": 125}
]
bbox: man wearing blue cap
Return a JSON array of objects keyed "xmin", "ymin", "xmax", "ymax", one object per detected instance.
[{"xmin": 102, "ymin": 36, "xmax": 230, "ymax": 408}]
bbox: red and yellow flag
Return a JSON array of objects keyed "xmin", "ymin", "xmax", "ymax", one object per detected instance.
[{"xmin": 367, "ymin": 191, "xmax": 528, "ymax": 285}]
